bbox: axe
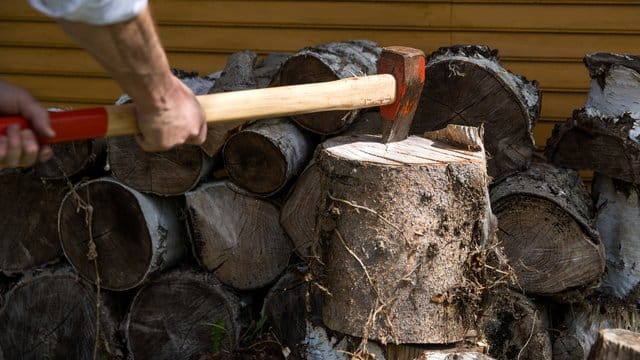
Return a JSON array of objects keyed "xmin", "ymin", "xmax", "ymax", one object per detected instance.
[{"xmin": 0, "ymin": 46, "xmax": 424, "ymax": 144}]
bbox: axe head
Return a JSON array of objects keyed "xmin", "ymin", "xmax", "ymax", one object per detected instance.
[{"xmin": 378, "ymin": 46, "xmax": 426, "ymax": 143}]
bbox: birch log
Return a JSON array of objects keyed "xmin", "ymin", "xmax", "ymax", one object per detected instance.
[
  {"xmin": 278, "ymin": 40, "xmax": 381, "ymax": 134},
  {"xmin": 545, "ymin": 53, "xmax": 640, "ymax": 183},
  {"xmin": 125, "ymin": 268, "xmax": 241, "ymax": 359},
  {"xmin": 185, "ymin": 181, "xmax": 293, "ymax": 290},
  {"xmin": 411, "ymin": 45, "xmax": 540, "ymax": 180},
  {"xmin": 0, "ymin": 170, "xmax": 67, "ymax": 275},
  {"xmin": 223, "ymin": 117, "xmax": 315, "ymax": 196},
  {"xmin": 0, "ymin": 266, "xmax": 122, "ymax": 359},
  {"xmin": 316, "ymin": 125, "xmax": 494, "ymax": 344},
  {"xmin": 58, "ymin": 177, "xmax": 188, "ymax": 290},
  {"xmin": 490, "ymin": 162, "xmax": 604, "ymax": 295}
]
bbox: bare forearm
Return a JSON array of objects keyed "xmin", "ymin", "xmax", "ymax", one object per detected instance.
[{"xmin": 57, "ymin": 7, "xmax": 173, "ymax": 113}]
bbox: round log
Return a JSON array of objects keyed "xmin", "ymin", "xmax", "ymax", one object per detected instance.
[
  {"xmin": 278, "ymin": 40, "xmax": 381, "ymax": 134},
  {"xmin": 482, "ymin": 290, "xmax": 552, "ymax": 360},
  {"xmin": 490, "ymin": 162, "xmax": 604, "ymax": 295},
  {"xmin": 0, "ymin": 169, "xmax": 67, "ymax": 275},
  {"xmin": 280, "ymin": 163, "xmax": 323, "ymax": 261},
  {"xmin": 316, "ymin": 126, "xmax": 493, "ymax": 344},
  {"xmin": 546, "ymin": 53, "xmax": 640, "ymax": 183},
  {"xmin": 34, "ymin": 139, "xmax": 107, "ymax": 180},
  {"xmin": 592, "ymin": 173, "xmax": 640, "ymax": 300},
  {"xmin": 590, "ymin": 329, "xmax": 640, "ymax": 360},
  {"xmin": 125, "ymin": 268, "xmax": 241, "ymax": 359},
  {"xmin": 260, "ymin": 265, "xmax": 309, "ymax": 359},
  {"xmin": 0, "ymin": 266, "xmax": 122, "ymax": 359},
  {"xmin": 411, "ymin": 45, "xmax": 540, "ymax": 180},
  {"xmin": 58, "ymin": 177, "xmax": 188, "ymax": 290},
  {"xmin": 185, "ymin": 181, "xmax": 293, "ymax": 290},
  {"xmin": 386, "ymin": 344, "xmax": 495, "ymax": 360},
  {"xmin": 223, "ymin": 117, "xmax": 315, "ymax": 196}
]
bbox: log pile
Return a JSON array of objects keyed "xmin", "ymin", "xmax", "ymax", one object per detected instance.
[{"xmin": 1, "ymin": 42, "xmax": 639, "ymax": 360}]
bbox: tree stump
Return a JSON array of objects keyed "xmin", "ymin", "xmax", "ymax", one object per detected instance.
[
  {"xmin": 0, "ymin": 266, "xmax": 122, "ymax": 359},
  {"xmin": 482, "ymin": 290, "xmax": 552, "ymax": 360},
  {"xmin": 545, "ymin": 53, "xmax": 640, "ymax": 183},
  {"xmin": 592, "ymin": 173, "xmax": 640, "ymax": 300},
  {"xmin": 34, "ymin": 139, "xmax": 106, "ymax": 180},
  {"xmin": 185, "ymin": 181, "xmax": 293, "ymax": 290},
  {"xmin": 590, "ymin": 329, "xmax": 640, "ymax": 360},
  {"xmin": 410, "ymin": 45, "xmax": 540, "ymax": 180},
  {"xmin": 278, "ymin": 40, "xmax": 382, "ymax": 134},
  {"xmin": 0, "ymin": 170, "xmax": 67, "ymax": 275},
  {"xmin": 58, "ymin": 177, "xmax": 188, "ymax": 290},
  {"xmin": 125, "ymin": 268, "xmax": 241, "ymax": 359},
  {"xmin": 316, "ymin": 125, "xmax": 494, "ymax": 344},
  {"xmin": 223, "ymin": 117, "xmax": 315, "ymax": 196},
  {"xmin": 490, "ymin": 162, "xmax": 604, "ymax": 295},
  {"xmin": 552, "ymin": 297, "xmax": 640, "ymax": 360}
]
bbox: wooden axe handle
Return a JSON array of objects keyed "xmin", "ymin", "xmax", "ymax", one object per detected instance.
[{"xmin": 0, "ymin": 74, "xmax": 396, "ymax": 143}]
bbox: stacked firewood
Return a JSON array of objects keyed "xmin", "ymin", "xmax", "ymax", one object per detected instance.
[{"xmin": 1, "ymin": 41, "xmax": 638, "ymax": 360}]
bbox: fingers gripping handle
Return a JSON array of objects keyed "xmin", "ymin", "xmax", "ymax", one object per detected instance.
[{"xmin": 0, "ymin": 108, "xmax": 110, "ymax": 144}]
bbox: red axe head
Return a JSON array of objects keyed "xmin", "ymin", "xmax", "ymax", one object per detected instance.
[{"xmin": 377, "ymin": 46, "xmax": 426, "ymax": 143}]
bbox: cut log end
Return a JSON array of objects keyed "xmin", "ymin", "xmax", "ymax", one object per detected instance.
[{"xmin": 590, "ymin": 328, "xmax": 640, "ymax": 360}]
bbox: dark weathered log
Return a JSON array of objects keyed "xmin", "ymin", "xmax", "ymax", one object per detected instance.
[
  {"xmin": 280, "ymin": 163, "xmax": 322, "ymax": 261},
  {"xmin": 0, "ymin": 266, "xmax": 122, "ymax": 359},
  {"xmin": 316, "ymin": 125, "xmax": 494, "ymax": 344},
  {"xmin": 108, "ymin": 69, "xmax": 216, "ymax": 196},
  {"xmin": 201, "ymin": 50, "xmax": 259, "ymax": 157},
  {"xmin": 34, "ymin": 139, "xmax": 107, "ymax": 180},
  {"xmin": 125, "ymin": 268, "xmax": 241, "ymax": 359},
  {"xmin": 278, "ymin": 40, "xmax": 382, "ymax": 134},
  {"xmin": 552, "ymin": 297, "xmax": 640, "ymax": 360},
  {"xmin": 411, "ymin": 45, "xmax": 540, "ymax": 180},
  {"xmin": 592, "ymin": 173, "xmax": 640, "ymax": 301},
  {"xmin": 0, "ymin": 169, "xmax": 67, "ymax": 274},
  {"xmin": 343, "ymin": 111, "xmax": 384, "ymax": 136},
  {"xmin": 185, "ymin": 181, "xmax": 293, "ymax": 290},
  {"xmin": 260, "ymin": 265, "xmax": 310, "ymax": 359},
  {"xmin": 482, "ymin": 290, "xmax": 552, "ymax": 360},
  {"xmin": 490, "ymin": 162, "xmax": 604, "ymax": 295},
  {"xmin": 58, "ymin": 177, "xmax": 188, "ymax": 290},
  {"xmin": 546, "ymin": 53, "xmax": 640, "ymax": 183},
  {"xmin": 254, "ymin": 52, "xmax": 291, "ymax": 88},
  {"xmin": 590, "ymin": 329, "xmax": 640, "ymax": 360},
  {"xmin": 223, "ymin": 117, "xmax": 315, "ymax": 196}
]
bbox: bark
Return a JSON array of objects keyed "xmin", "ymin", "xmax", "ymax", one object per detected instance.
[
  {"xmin": 109, "ymin": 70, "xmax": 217, "ymax": 196},
  {"xmin": 278, "ymin": 40, "xmax": 382, "ymax": 134},
  {"xmin": 482, "ymin": 291, "xmax": 552, "ymax": 360},
  {"xmin": 254, "ymin": 53, "xmax": 291, "ymax": 88},
  {"xmin": 490, "ymin": 162, "xmax": 604, "ymax": 295},
  {"xmin": 0, "ymin": 266, "xmax": 122, "ymax": 359},
  {"xmin": 185, "ymin": 181, "xmax": 293, "ymax": 290},
  {"xmin": 0, "ymin": 169, "xmax": 67, "ymax": 275},
  {"xmin": 201, "ymin": 50, "xmax": 259, "ymax": 157},
  {"xmin": 552, "ymin": 297, "xmax": 640, "ymax": 360},
  {"xmin": 411, "ymin": 45, "xmax": 540, "ymax": 180},
  {"xmin": 546, "ymin": 53, "xmax": 640, "ymax": 183},
  {"xmin": 280, "ymin": 163, "xmax": 323, "ymax": 261},
  {"xmin": 316, "ymin": 125, "xmax": 494, "ymax": 344},
  {"xmin": 125, "ymin": 268, "xmax": 242, "ymax": 359},
  {"xmin": 223, "ymin": 117, "xmax": 315, "ymax": 196},
  {"xmin": 58, "ymin": 177, "xmax": 188, "ymax": 290},
  {"xmin": 34, "ymin": 138, "xmax": 106, "ymax": 180},
  {"xmin": 386, "ymin": 344, "xmax": 495, "ymax": 360},
  {"xmin": 589, "ymin": 329, "xmax": 640, "ymax": 360},
  {"xmin": 592, "ymin": 174, "xmax": 640, "ymax": 301},
  {"xmin": 260, "ymin": 265, "xmax": 310, "ymax": 360}
]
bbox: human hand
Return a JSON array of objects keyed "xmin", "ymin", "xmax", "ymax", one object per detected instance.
[
  {"xmin": 134, "ymin": 76, "xmax": 206, "ymax": 152},
  {"xmin": 0, "ymin": 80, "xmax": 55, "ymax": 169}
]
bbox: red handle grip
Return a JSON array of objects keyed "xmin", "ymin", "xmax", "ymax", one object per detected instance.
[{"xmin": 0, "ymin": 107, "xmax": 110, "ymax": 144}]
